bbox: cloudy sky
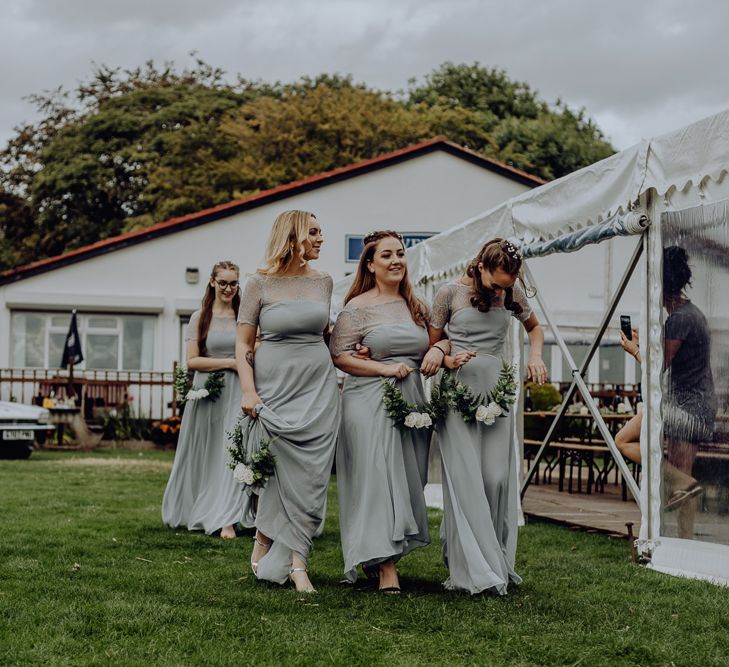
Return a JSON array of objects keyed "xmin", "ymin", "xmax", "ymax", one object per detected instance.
[{"xmin": 3, "ymin": 0, "xmax": 729, "ymax": 150}]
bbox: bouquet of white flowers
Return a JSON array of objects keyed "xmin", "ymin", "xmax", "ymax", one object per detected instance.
[{"xmin": 227, "ymin": 417, "xmax": 276, "ymax": 491}]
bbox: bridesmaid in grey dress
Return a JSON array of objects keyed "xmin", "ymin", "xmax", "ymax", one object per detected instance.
[
  {"xmin": 162, "ymin": 261, "xmax": 250, "ymax": 537},
  {"xmin": 330, "ymin": 230, "xmax": 445, "ymax": 593},
  {"xmin": 235, "ymin": 210, "xmax": 341, "ymax": 593},
  {"xmin": 429, "ymin": 239, "xmax": 548, "ymax": 594}
]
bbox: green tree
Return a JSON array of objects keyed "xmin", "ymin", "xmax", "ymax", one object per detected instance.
[
  {"xmin": 409, "ymin": 62, "xmax": 614, "ymax": 179},
  {"xmin": 0, "ymin": 61, "xmax": 615, "ymax": 271},
  {"xmin": 0, "ymin": 60, "xmax": 264, "ymax": 265}
]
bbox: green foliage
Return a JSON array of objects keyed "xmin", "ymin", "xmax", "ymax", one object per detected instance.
[
  {"xmin": 381, "ymin": 377, "xmax": 432, "ymax": 430},
  {"xmin": 227, "ymin": 419, "xmax": 276, "ymax": 489},
  {"xmin": 528, "ymin": 381, "xmax": 562, "ymax": 411},
  {"xmin": 101, "ymin": 402, "xmax": 149, "ymax": 440},
  {"xmin": 202, "ymin": 370, "xmax": 225, "ymax": 402},
  {"xmin": 409, "ymin": 62, "xmax": 615, "ymax": 180},
  {"xmin": 0, "ymin": 59, "xmax": 615, "ymax": 271},
  {"xmin": 433, "ymin": 363, "xmax": 517, "ymax": 424},
  {"xmin": 173, "ymin": 364, "xmax": 192, "ymax": 405}
]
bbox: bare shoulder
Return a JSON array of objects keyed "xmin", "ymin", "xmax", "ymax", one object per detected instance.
[
  {"xmin": 305, "ymin": 269, "xmax": 331, "ymax": 280},
  {"xmin": 346, "ymin": 289, "xmax": 378, "ymax": 308}
]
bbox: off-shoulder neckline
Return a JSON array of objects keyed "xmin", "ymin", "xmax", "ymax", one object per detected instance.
[
  {"xmin": 252, "ymin": 271, "xmax": 330, "ymax": 280},
  {"xmin": 345, "ymin": 298, "xmax": 405, "ymax": 310}
]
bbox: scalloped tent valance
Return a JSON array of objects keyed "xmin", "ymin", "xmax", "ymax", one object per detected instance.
[{"xmin": 404, "ymin": 108, "xmax": 729, "ymax": 284}]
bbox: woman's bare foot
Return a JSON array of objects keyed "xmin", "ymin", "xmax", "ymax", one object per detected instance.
[
  {"xmin": 220, "ymin": 525, "xmax": 236, "ymax": 540},
  {"xmin": 378, "ymin": 560, "xmax": 400, "ymax": 594}
]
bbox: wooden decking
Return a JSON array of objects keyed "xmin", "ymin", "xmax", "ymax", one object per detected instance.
[{"xmin": 522, "ymin": 481, "xmax": 640, "ymax": 537}]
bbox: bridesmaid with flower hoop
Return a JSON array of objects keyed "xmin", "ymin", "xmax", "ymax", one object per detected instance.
[
  {"xmin": 330, "ymin": 230, "xmax": 445, "ymax": 593},
  {"xmin": 162, "ymin": 261, "xmax": 249, "ymax": 538},
  {"xmin": 429, "ymin": 239, "xmax": 547, "ymax": 594}
]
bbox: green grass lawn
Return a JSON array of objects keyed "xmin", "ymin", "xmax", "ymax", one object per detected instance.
[{"xmin": 1, "ymin": 450, "xmax": 728, "ymax": 666}]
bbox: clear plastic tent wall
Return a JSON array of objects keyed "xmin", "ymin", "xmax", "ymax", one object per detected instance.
[{"xmin": 354, "ymin": 109, "xmax": 729, "ymax": 585}]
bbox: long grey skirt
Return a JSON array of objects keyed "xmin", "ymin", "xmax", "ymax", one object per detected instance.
[
  {"xmin": 162, "ymin": 369, "xmax": 250, "ymax": 534},
  {"xmin": 242, "ymin": 335, "xmax": 341, "ymax": 584},
  {"xmin": 439, "ymin": 354, "xmax": 521, "ymax": 595},
  {"xmin": 337, "ymin": 370, "xmax": 430, "ymax": 582}
]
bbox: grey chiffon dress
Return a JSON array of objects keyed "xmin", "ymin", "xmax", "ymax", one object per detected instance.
[
  {"xmin": 431, "ymin": 281, "xmax": 532, "ymax": 595},
  {"xmin": 162, "ymin": 311, "xmax": 251, "ymax": 534},
  {"xmin": 330, "ymin": 300, "xmax": 431, "ymax": 582},
  {"xmin": 237, "ymin": 272, "xmax": 341, "ymax": 584}
]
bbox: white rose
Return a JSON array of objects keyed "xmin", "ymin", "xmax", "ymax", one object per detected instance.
[
  {"xmin": 484, "ymin": 416, "xmax": 496, "ymax": 426},
  {"xmin": 419, "ymin": 413, "xmax": 432, "ymax": 428},
  {"xmin": 404, "ymin": 412, "xmax": 419, "ymax": 428},
  {"xmin": 199, "ymin": 388, "xmax": 210, "ymax": 398},
  {"xmin": 486, "ymin": 402, "xmax": 502, "ymax": 418},
  {"xmin": 185, "ymin": 389, "xmax": 199, "ymax": 400},
  {"xmin": 233, "ymin": 463, "xmax": 255, "ymax": 486},
  {"xmin": 475, "ymin": 405, "xmax": 489, "ymax": 423}
]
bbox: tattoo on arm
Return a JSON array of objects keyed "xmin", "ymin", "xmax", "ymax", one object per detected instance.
[{"xmin": 245, "ymin": 351, "xmax": 255, "ymax": 369}]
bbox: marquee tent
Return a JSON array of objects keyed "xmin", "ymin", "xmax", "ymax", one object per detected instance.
[{"xmin": 335, "ymin": 109, "xmax": 729, "ymax": 584}]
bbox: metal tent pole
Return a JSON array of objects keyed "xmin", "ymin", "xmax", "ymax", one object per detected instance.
[{"xmin": 520, "ymin": 233, "xmax": 647, "ymax": 506}]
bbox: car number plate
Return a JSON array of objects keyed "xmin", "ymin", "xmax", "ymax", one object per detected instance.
[{"xmin": 2, "ymin": 430, "xmax": 34, "ymax": 440}]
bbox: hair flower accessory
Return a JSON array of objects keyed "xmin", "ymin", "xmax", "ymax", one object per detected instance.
[{"xmin": 502, "ymin": 240, "xmax": 522, "ymax": 261}]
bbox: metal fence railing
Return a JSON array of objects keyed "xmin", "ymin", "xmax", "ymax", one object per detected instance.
[{"xmin": 0, "ymin": 367, "xmax": 178, "ymax": 422}]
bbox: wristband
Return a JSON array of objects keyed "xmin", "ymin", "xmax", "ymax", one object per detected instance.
[{"xmin": 430, "ymin": 345, "xmax": 446, "ymax": 358}]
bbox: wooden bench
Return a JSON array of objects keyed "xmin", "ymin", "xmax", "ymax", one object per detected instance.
[{"xmin": 524, "ymin": 438, "xmax": 641, "ymax": 498}]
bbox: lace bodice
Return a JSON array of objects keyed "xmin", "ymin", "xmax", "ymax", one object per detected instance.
[
  {"xmin": 330, "ymin": 299, "xmax": 428, "ymax": 358},
  {"xmin": 430, "ymin": 280, "xmax": 532, "ymax": 329},
  {"xmin": 185, "ymin": 310, "xmax": 237, "ymax": 341},
  {"xmin": 185, "ymin": 310, "xmax": 237, "ymax": 358},
  {"xmin": 237, "ymin": 272, "xmax": 333, "ymax": 327}
]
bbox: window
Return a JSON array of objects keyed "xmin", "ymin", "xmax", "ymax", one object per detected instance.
[
  {"xmin": 10, "ymin": 312, "xmax": 155, "ymax": 370},
  {"xmin": 345, "ymin": 232, "xmax": 435, "ymax": 262},
  {"xmin": 598, "ymin": 344, "xmax": 626, "ymax": 384},
  {"xmin": 561, "ymin": 343, "xmax": 591, "ymax": 382}
]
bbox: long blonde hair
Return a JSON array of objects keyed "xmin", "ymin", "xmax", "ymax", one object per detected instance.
[
  {"xmin": 345, "ymin": 230, "xmax": 428, "ymax": 325},
  {"xmin": 258, "ymin": 210, "xmax": 317, "ymax": 275}
]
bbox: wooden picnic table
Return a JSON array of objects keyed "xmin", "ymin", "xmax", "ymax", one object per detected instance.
[{"xmin": 523, "ymin": 411, "xmax": 637, "ymax": 498}]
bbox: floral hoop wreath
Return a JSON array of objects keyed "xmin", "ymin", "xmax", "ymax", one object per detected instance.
[
  {"xmin": 227, "ymin": 417, "xmax": 276, "ymax": 491},
  {"xmin": 381, "ymin": 362, "xmax": 518, "ymax": 430},
  {"xmin": 174, "ymin": 367, "xmax": 225, "ymax": 406}
]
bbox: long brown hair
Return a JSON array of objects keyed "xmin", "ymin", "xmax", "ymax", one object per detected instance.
[
  {"xmin": 466, "ymin": 238, "xmax": 524, "ymax": 316},
  {"xmin": 345, "ymin": 230, "xmax": 428, "ymax": 325},
  {"xmin": 198, "ymin": 260, "xmax": 240, "ymax": 357}
]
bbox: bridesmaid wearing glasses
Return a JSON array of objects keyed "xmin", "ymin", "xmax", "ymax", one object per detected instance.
[
  {"xmin": 162, "ymin": 261, "xmax": 250, "ymax": 538},
  {"xmin": 236, "ymin": 210, "xmax": 341, "ymax": 594},
  {"xmin": 330, "ymin": 230, "xmax": 446, "ymax": 593}
]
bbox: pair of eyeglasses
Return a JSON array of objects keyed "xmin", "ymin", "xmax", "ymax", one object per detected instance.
[{"xmin": 215, "ymin": 279, "xmax": 239, "ymax": 290}]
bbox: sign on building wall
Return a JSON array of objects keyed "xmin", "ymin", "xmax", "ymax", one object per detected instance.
[{"xmin": 345, "ymin": 233, "xmax": 435, "ymax": 263}]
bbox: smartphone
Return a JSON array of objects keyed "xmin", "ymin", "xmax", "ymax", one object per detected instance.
[{"xmin": 620, "ymin": 315, "xmax": 632, "ymax": 340}]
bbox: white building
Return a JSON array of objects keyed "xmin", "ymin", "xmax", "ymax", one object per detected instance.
[{"xmin": 0, "ymin": 138, "xmax": 543, "ymax": 374}]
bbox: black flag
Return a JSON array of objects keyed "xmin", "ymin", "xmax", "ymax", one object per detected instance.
[{"xmin": 61, "ymin": 311, "xmax": 84, "ymax": 367}]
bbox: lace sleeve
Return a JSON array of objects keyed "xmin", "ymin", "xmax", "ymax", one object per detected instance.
[
  {"xmin": 237, "ymin": 275, "xmax": 263, "ymax": 326},
  {"xmin": 429, "ymin": 284, "xmax": 453, "ymax": 329},
  {"xmin": 511, "ymin": 283, "xmax": 533, "ymax": 323},
  {"xmin": 184, "ymin": 311, "xmax": 201, "ymax": 341},
  {"xmin": 329, "ymin": 308, "xmax": 362, "ymax": 357}
]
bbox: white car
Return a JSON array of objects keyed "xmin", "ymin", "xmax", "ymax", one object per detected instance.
[{"xmin": 0, "ymin": 401, "xmax": 54, "ymax": 459}]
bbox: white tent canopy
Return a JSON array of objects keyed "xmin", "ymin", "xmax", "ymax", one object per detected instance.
[{"xmin": 405, "ymin": 109, "xmax": 729, "ymax": 283}]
